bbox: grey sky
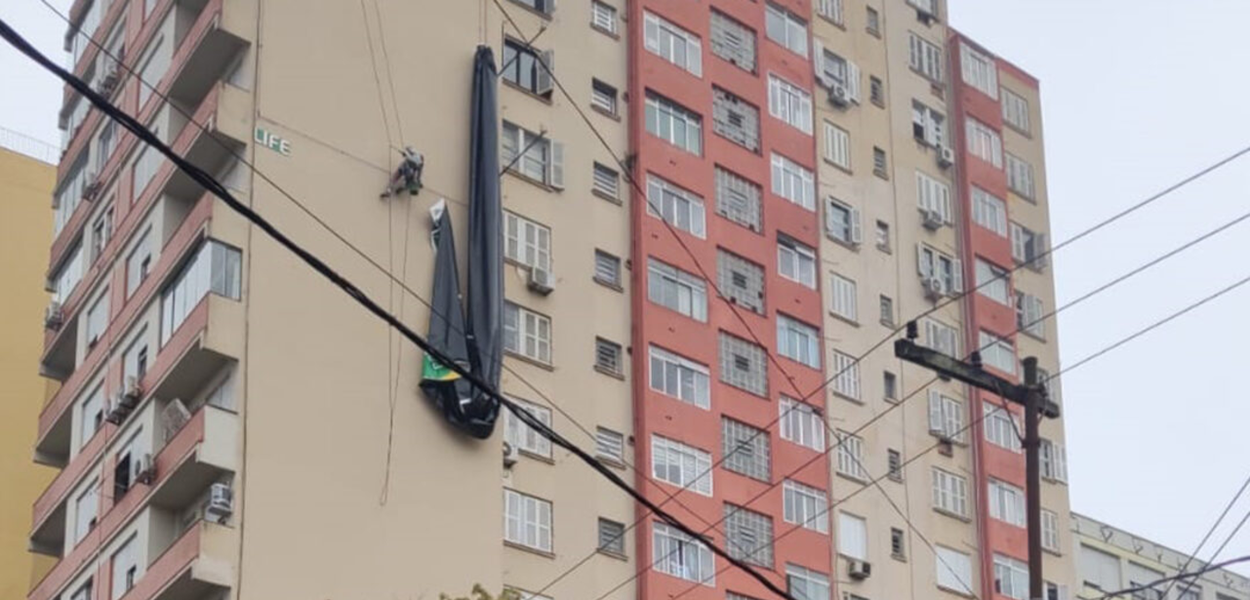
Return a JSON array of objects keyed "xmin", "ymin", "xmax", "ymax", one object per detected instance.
[{"xmin": 3, "ymin": 0, "xmax": 1250, "ymax": 576}]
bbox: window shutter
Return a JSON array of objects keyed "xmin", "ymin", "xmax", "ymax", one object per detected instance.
[
  {"xmin": 850, "ymin": 207, "xmax": 862, "ymax": 244},
  {"xmin": 939, "ymin": 183, "xmax": 951, "ymax": 223},
  {"xmin": 847, "ymin": 61, "xmax": 862, "ymax": 103},
  {"xmin": 548, "ymin": 141, "xmax": 565, "ymax": 189},
  {"xmin": 536, "ymin": 50, "xmax": 555, "ymax": 95},
  {"xmin": 690, "ymin": 38, "xmax": 703, "ymax": 77},
  {"xmin": 951, "ymin": 259, "xmax": 963, "ymax": 293},
  {"xmin": 928, "ymin": 390, "xmax": 943, "ymax": 433},
  {"xmin": 917, "ymin": 245, "xmax": 930, "ymax": 277},
  {"xmin": 813, "ymin": 40, "xmax": 829, "ymax": 88},
  {"xmin": 1035, "ymin": 233, "xmax": 1049, "ymax": 269},
  {"xmin": 1011, "ymin": 224, "xmax": 1025, "ymax": 263}
]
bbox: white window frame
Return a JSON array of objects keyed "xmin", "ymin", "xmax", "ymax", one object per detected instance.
[
  {"xmin": 592, "ymin": 79, "xmax": 619, "ymax": 116},
  {"xmin": 984, "ymin": 402, "xmax": 1023, "ymax": 453},
  {"xmin": 645, "ymin": 93, "xmax": 703, "ymax": 155},
  {"xmin": 936, "ymin": 545, "xmax": 975, "ymax": 595},
  {"xmin": 1002, "ymin": 87, "xmax": 1031, "ymax": 133},
  {"xmin": 651, "ymin": 434, "xmax": 713, "ymax": 495},
  {"xmin": 918, "ymin": 244, "xmax": 962, "ymax": 295},
  {"xmin": 932, "ymin": 467, "xmax": 968, "ymax": 517},
  {"xmin": 504, "ymin": 211, "xmax": 552, "ymax": 272},
  {"xmin": 829, "ymin": 273, "xmax": 857, "ymax": 322},
  {"xmin": 966, "ymin": 117, "xmax": 1003, "ymax": 168},
  {"xmin": 989, "ymin": 478, "xmax": 1026, "ymax": 527},
  {"xmin": 927, "ymin": 389, "xmax": 965, "ymax": 442},
  {"xmin": 765, "ymin": 4, "xmax": 808, "ymax": 57},
  {"xmin": 995, "ymin": 554, "xmax": 1030, "ymax": 600},
  {"xmin": 961, "ymin": 42, "xmax": 999, "ymax": 99},
  {"xmin": 972, "ymin": 186, "xmax": 1008, "ymax": 236},
  {"xmin": 771, "ymin": 153, "xmax": 815, "ymax": 210},
  {"xmin": 916, "ymin": 171, "xmax": 952, "ymax": 223},
  {"xmin": 908, "ymin": 32, "xmax": 943, "ymax": 82},
  {"xmin": 779, "ymin": 396, "xmax": 824, "ymax": 451},
  {"xmin": 504, "ymin": 398, "xmax": 553, "ymax": 459},
  {"xmin": 911, "ymin": 100, "xmax": 946, "ymax": 147},
  {"xmin": 825, "ymin": 197, "xmax": 862, "ymax": 246},
  {"xmin": 783, "ymin": 479, "xmax": 829, "ymax": 533},
  {"xmin": 654, "ymin": 521, "xmax": 716, "ymax": 585},
  {"xmin": 778, "ymin": 235, "xmax": 817, "ymax": 288},
  {"xmin": 1007, "ymin": 153, "xmax": 1036, "ymax": 200},
  {"xmin": 777, "ymin": 314, "xmax": 820, "ymax": 369},
  {"xmin": 1042, "ymin": 509, "xmax": 1060, "ymax": 553},
  {"xmin": 591, "ymin": 1, "xmax": 618, "ymax": 35},
  {"xmin": 830, "ymin": 350, "xmax": 860, "ymax": 400},
  {"xmin": 837, "ymin": 512, "xmax": 868, "ymax": 560},
  {"xmin": 1017, "ymin": 291, "xmax": 1046, "ymax": 339},
  {"xmin": 504, "ymin": 489, "xmax": 553, "ymax": 552},
  {"xmin": 596, "ymin": 427, "xmax": 625, "ymax": 464},
  {"xmin": 768, "ymin": 74, "xmax": 813, "ymax": 134},
  {"xmin": 817, "ymin": 0, "xmax": 843, "ymax": 24},
  {"xmin": 643, "ymin": 11, "xmax": 702, "ymax": 76},
  {"xmin": 824, "ymin": 121, "xmax": 851, "ymax": 170},
  {"xmin": 73, "ymin": 478, "xmax": 99, "ymax": 544},
  {"xmin": 85, "ymin": 290, "xmax": 109, "ymax": 346},
  {"xmin": 647, "ymin": 174, "xmax": 706, "ymax": 238},
  {"xmin": 504, "ymin": 302, "xmax": 552, "ymax": 364},
  {"xmin": 593, "ymin": 162, "xmax": 620, "ymax": 200},
  {"xmin": 979, "ymin": 330, "xmax": 1016, "ymax": 374},
  {"xmin": 111, "ymin": 534, "xmax": 142, "ymax": 600},
  {"xmin": 1040, "ymin": 438, "xmax": 1068, "ymax": 483},
  {"xmin": 648, "ymin": 258, "xmax": 708, "ymax": 322},
  {"xmin": 836, "ymin": 430, "xmax": 868, "ymax": 480},
  {"xmin": 649, "ymin": 345, "xmax": 711, "ymax": 410},
  {"xmin": 786, "ymin": 564, "xmax": 830, "ymax": 600},
  {"xmin": 501, "ymin": 121, "xmax": 561, "ymax": 187},
  {"xmin": 975, "ymin": 258, "xmax": 1011, "ymax": 305},
  {"xmin": 79, "ymin": 385, "xmax": 105, "ymax": 448}
]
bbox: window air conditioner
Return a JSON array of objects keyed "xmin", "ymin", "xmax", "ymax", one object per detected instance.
[
  {"xmin": 502, "ymin": 441, "xmax": 520, "ymax": 468},
  {"xmin": 133, "ymin": 453, "xmax": 155, "ymax": 485},
  {"xmin": 44, "ymin": 301, "xmax": 64, "ymax": 330},
  {"xmin": 848, "ymin": 558, "xmax": 873, "ymax": 580},
  {"xmin": 828, "ymin": 83, "xmax": 851, "ymax": 108},
  {"xmin": 206, "ymin": 482, "xmax": 234, "ymax": 523},
  {"xmin": 105, "ymin": 392, "xmax": 132, "ymax": 425},
  {"xmin": 83, "ymin": 172, "xmax": 102, "ymax": 202},
  {"xmin": 123, "ymin": 376, "xmax": 143, "ymax": 405},
  {"xmin": 937, "ymin": 146, "xmax": 955, "ymax": 169},
  {"xmin": 921, "ymin": 208, "xmax": 944, "ymax": 230},
  {"xmin": 921, "ymin": 276, "xmax": 945, "ymax": 301},
  {"xmin": 527, "ymin": 267, "xmax": 554, "ymax": 295}
]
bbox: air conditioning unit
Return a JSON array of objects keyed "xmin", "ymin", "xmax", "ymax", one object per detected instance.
[
  {"xmin": 105, "ymin": 392, "xmax": 132, "ymax": 425},
  {"xmin": 828, "ymin": 83, "xmax": 851, "ymax": 108},
  {"xmin": 83, "ymin": 172, "xmax": 102, "ymax": 202},
  {"xmin": 921, "ymin": 276, "xmax": 945, "ymax": 301},
  {"xmin": 916, "ymin": 6, "xmax": 936, "ymax": 24},
  {"xmin": 123, "ymin": 375, "xmax": 143, "ymax": 404},
  {"xmin": 206, "ymin": 482, "xmax": 234, "ymax": 523},
  {"xmin": 527, "ymin": 267, "xmax": 554, "ymax": 295},
  {"xmin": 848, "ymin": 558, "xmax": 873, "ymax": 580},
  {"xmin": 133, "ymin": 453, "xmax": 155, "ymax": 485},
  {"xmin": 502, "ymin": 441, "xmax": 519, "ymax": 468},
  {"xmin": 921, "ymin": 208, "xmax": 944, "ymax": 230},
  {"xmin": 937, "ymin": 437, "xmax": 955, "ymax": 456},
  {"xmin": 937, "ymin": 145, "xmax": 955, "ymax": 168},
  {"xmin": 96, "ymin": 62, "xmax": 121, "ymax": 96},
  {"xmin": 44, "ymin": 301, "xmax": 64, "ymax": 330}
]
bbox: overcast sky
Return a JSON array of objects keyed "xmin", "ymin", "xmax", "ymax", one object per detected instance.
[{"xmin": 3, "ymin": 0, "xmax": 1250, "ymax": 577}]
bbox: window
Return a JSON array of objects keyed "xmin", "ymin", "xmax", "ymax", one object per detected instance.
[
  {"xmin": 880, "ymin": 295, "xmax": 895, "ymax": 327},
  {"xmin": 651, "ymin": 434, "xmax": 712, "ymax": 495},
  {"xmin": 1048, "ymin": 582, "xmax": 1070, "ymax": 600},
  {"xmin": 937, "ymin": 546, "xmax": 975, "ymax": 595},
  {"xmin": 783, "ymin": 480, "xmax": 828, "ymax": 533},
  {"xmin": 768, "ymin": 75, "xmax": 813, "ymax": 134},
  {"xmin": 111, "ymin": 534, "xmax": 141, "ymax": 600},
  {"xmin": 908, "ymin": 33, "xmax": 944, "ymax": 82},
  {"xmin": 1002, "ymin": 88, "xmax": 1030, "ymax": 133},
  {"xmin": 779, "ymin": 397, "xmax": 824, "ymax": 451},
  {"xmin": 594, "ymin": 338, "xmax": 623, "ymax": 376},
  {"xmin": 85, "ymin": 291, "xmax": 109, "ymax": 347},
  {"xmin": 594, "ymin": 250, "xmax": 621, "ymax": 288},
  {"xmin": 591, "ymin": 164, "xmax": 620, "ymax": 204},
  {"xmin": 79, "ymin": 386, "xmax": 104, "ymax": 448},
  {"xmin": 817, "ymin": 49, "xmax": 861, "ymax": 103},
  {"xmin": 1042, "ymin": 510, "xmax": 1060, "ymax": 553},
  {"xmin": 867, "ymin": 8, "xmax": 881, "ymax": 36},
  {"xmin": 924, "ymin": 318, "xmax": 959, "ymax": 356},
  {"xmin": 715, "ymin": 167, "xmax": 762, "ymax": 232},
  {"xmin": 786, "ymin": 565, "xmax": 830, "ymax": 600},
  {"xmin": 917, "ymin": 245, "xmax": 962, "ymax": 295},
  {"xmin": 1179, "ymin": 588, "xmax": 1202, "ymax": 600},
  {"xmin": 70, "ymin": 579, "xmax": 92, "ymax": 600},
  {"xmin": 647, "ymin": 174, "xmax": 706, "ymax": 237},
  {"xmin": 654, "ymin": 522, "xmax": 715, "ymax": 584},
  {"xmin": 504, "ymin": 489, "xmax": 553, "ymax": 552},
  {"xmin": 826, "ymin": 199, "xmax": 861, "ymax": 246},
  {"xmin": 984, "ymin": 402, "xmax": 1023, "ymax": 452},
  {"xmin": 650, "ymin": 346, "xmax": 710, "ymax": 409},
  {"xmin": 1040, "ymin": 439, "xmax": 1068, "ymax": 482},
  {"xmin": 927, "ymin": 390, "xmax": 965, "ymax": 442},
  {"xmin": 771, "ymin": 153, "xmax": 815, "ymax": 210},
  {"xmin": 884, "ymin": 371, "xmax": 898, "ymax": 400},
  {"xmin": 961, "ymin": 42, "xmax": 999, "ymax": 98},
  {"xmin": 911, "ymin": 101, "xmax": 946, "ymax": 147},
  {"xmin": 989, "ymin": 478, "xmax": 1026, "ymax": 527},
  {"xmin": 873, "ymin": 147, "xmax": 888, "ymax": 177},
  {"xmin": 644, "ymin": 11, "xmax": 702, "ymax": 76},
  {"xmin": 160, "ymin": 240, "xmax": 242, "ymax": 344},
  {"xmin": 123, "ymin": 328, "xmax": 149, "ymax": 384},
  {"xmin": 830, "ymin": 350, "xmax": 860, "ymax": 400},
  {"xmin": 888, "ymin": 527, "xmax": 906, "ymax": 559},
  {"xmin": 720, "ymin": 332, "xmax": 768, "ymax": 397},
  {"xmin": 976, "ymin": 259, "xmax": 1011, "ymax": 305},
  {"xmin": 824, "ymin": 121, "xmax": 851, "ymax": 170},
  {"xmin": 599, "ymin": 518, "xmax": 626, "ymax": 556},
  {"xmin": 995, "ymin": 554, "xmax": 1030, "ymax": 600},
  {"xmin": 505, "ymin": 398, "xmax": 553, "ymax": 458},
  {"xmin": 870, "ymin": 76, "xmax": 884, "ymax": 106},
  {"xmin": 829, "ymin": 273, "xmax": 857, "ymax": 321},
  {"xmin": 502, "ymin": 39, "xmax": 553, "ymax": 97},
  {"xmin": 504, "ymin": 302, "xmax": 552, "ymax": 364},
  {"xmin": 725, "ymin": 504, "xmax": 774, "ymax": 566},
  {"xmin": 648, "ymin": 258, "xmax": 708, "ymax": 321},
  {"xmin": 979, "ymin": 330, "xmax": 1016, "ymax": 374},
  {"xmin": 932, "ymin": 468, "xmax": 968, "ymax": 516},
  {"xmin": 909, "ymin": 0, "xmax": 939, "ymax": 14},
  {"xmin": 916, "ymin": 171, "xmax": 952, "ymax": 224},
  {"xmin": 54, "ymin": 155, "xmax": 87, "ymax": 235},
  {"xmin": 1082, "ymin": 547, "xmax": 1124, "ymax": 593},
  {"xmin": 817, "ymin": 0, "xmax": 843, "ymax": 24},
  {"xmin": 972, "ymin": 187, "xmax": 1008, "ymax": 236},
  {"xmin": 765, "ymin": 4, "xmax": 808, "ymax": 57},
  {"xmin": 1010, "ymin": 222, "xmax": 1047, "ymax": 269},
  {"xmin": 591, "ymin": 79, "xmax": 619, "ymax": 116},
  {"xmin": 777, "ymin": 315, "xmax": 820, "ymax": 368},
  {"xmin": 837, "ymin": 512, "xmax": 868, "ymax": 559},
  {"xmin": 90, "ymin": 204, "xmax": 114, "ymax": 262},
  {"xmin": 1007, "ymin": 153, "xmax": 1036, "ymax": 200},
  {"xmin": 887, "ymin": 449, "xmax": 903, "ymax": 481},
  {"xmin": 836, "ymin": 431, "xmax": 867, "ymax": 480},
  {"xmin": 96, "ymin": 120, "xmax": 116, "ymax": 173},
  {"xmin": 73, "ymin": 478, "xmax": 99, "ymax": 544},
  {"xmin": 709, "ymin": 9, "xmax": 756, "ymax": 73},
  {"xmin": 722, "ymin": 417, "xmax": 771, "ymax": 481},
  {"xmin": 876, "ymin": 221, "xmax": 891, "ymax": 251},
  {"xmin": 966, "ymin": 118, "xmax": 1003, "ymax": 168},
  {"xmin": 596, "ymin": 427, "xmax": 625, "ymax": 464},
  {"xmin": 591, "ymin": 1, "xmax": 617, "ymax": 35},
  {"xmin": 510, "ymin": 0, "xmax": 554, "ymax": 14},
  {"xmin": 718, "ymin": 250, "xmax": 765, "ymax": 314},
  {"xmin": 712, "ymin": 87, "xmax": 761, "ymax": 152},
  {"xmin": 137, "ymin": 36, "xmax": 169, "ymax": 107},
  {"xmin": 502, "ymin": 122, "xmax": 563, "ymax": 188},
  {"xmin": 778, "ymin": 235, "xmax": 817, "ymax": 288},
  {"xmin": 132, "ymin": 141, "xmax": 163, "ymax": 199},
  {"xmin": 1017, "ymin": 291, "xmax": 1046, "ymax": 339}
]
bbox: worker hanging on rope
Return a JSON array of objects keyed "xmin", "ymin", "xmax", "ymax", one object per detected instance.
[{"xmin": 381, "ymin": 146, "xmax": 425, "ymax": 197}]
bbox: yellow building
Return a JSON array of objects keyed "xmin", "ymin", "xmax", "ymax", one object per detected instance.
[{"xmin": 0, "ymin": 130, "xmax": 59, "ymax": 599}]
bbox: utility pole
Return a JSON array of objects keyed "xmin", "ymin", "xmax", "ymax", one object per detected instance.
[{"xmin": 894, "ymin": 322, "xmax": 1059, "ymax": 600}]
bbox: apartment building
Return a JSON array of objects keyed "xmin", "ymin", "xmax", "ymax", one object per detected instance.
[
  {"xmin": 1073, "ymin": 513, "xmax": 1250, "ymax": 600},
  {"xmin": 27, "ymin": 1, "xmax": 1071, "ymax": 600},
  {"xmin": 0, "ymin": 131, "xmax": 59, "ymax": 600}
]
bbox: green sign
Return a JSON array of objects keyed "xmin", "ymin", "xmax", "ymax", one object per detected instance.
[{"xmin": 254, "ymin": 127, "xmax": 291, "ymax": 156}]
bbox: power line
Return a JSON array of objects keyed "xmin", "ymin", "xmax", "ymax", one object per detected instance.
[
  {"xmin": 1157, "ymin": 474, "xmax": 1250, "ymax": 600},
  {"xmin": 1087, "ymin": 556, "xmax": 1250, "ymax": 600},
  {"xmin": 1176, "ymin": 503, "xmax": 1250, "ymax": 600},
  {"xmin": 0, "ymin": 18, "xmax": 795, "ymax": 600}
]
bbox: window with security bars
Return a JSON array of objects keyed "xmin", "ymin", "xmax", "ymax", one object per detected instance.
[
  {"xmin": 713, "ymin": 87, "xmax": 761, "ymax": 152},
  {"xmin": 595, "ymin": 427, "xmax": 625, "ymax": 464},
  {"xmin": 887, "ymin": 449, "xmax": 904, "ymax": 481},
  {"xmin": 715, "ymin": 167, "xmax": 762, "ymax": 232},
  {"xmin": 595, "ymin": 338, "xmax": 623, "ymax": 376},
  {"xmin": 709, "ymin": 9, "xmax": 756, "ymax": 73},
  {"xmin": 651, "ymin": 434, "xmax": 713, "ymax": 495},
  {"xmin": 593, "ymin": 162, "xmax": 620, "ymax": 201},
  {"xmin": 648, "ymin": 257, "xmax": 708, "ymax": 321},
  {"xmin": 927, "ymin": 390, "xmax": 965, "ymax": 442},
  {"xmin": 720, "ymin": 333, "xmax": 767, "ymax": 396},
  {"xmin": 653, "ymin": 522, "xmax": 715, "ymax": 584},
  {"xmin": 779, "ymin": 397, "xmax": 824, "ymax": 451},
  {"xmin": 505, "ymin": 398, "xmax": 553, "ymax": 458},
  {"xmin": 718, "ymin": 249, "xmax": 765, "ymax": 314},
  {"xmin": 783, "ymin": 479, "xmax": 829, "ymax": 533},
  {"xmin": 598, "ymin": 518, "xmax": 626, "ymax": 556},
  {"xmin": 722, "ymin": 417, "xmax": 771, "ymax": 481},
  {"xmin": 835, "ymin": 431, "xmax": 867, "ymax": 480},
  {"xmin": 1007, "ymin": 154, "xmax": 1036, "ymax": 200},
  {"xmin": 932, "ymin": 467, "xmax": 968, "ymax": 516},
  {"xmin": 594, "ymin": 250, "xmax": 622, "ymax": 288},
  {"xmin": 830, "ymin": 350, "xmax": 860, "ymax": 400},
  {"xmin": 725, "ymin": 504, "xmax": 774, "ymax": 567}
]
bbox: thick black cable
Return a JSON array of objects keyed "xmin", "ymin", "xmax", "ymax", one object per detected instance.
[{"xmin": 0, "ymin": 17, "xmax": 795, "ymax": 600}]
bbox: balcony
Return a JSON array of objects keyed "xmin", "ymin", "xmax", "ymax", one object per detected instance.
[
  {"xmin": 28, "ymin": 404, "xmax": 239, "ymax": 600},
  {"xmin": 120, "ymin": 520, "xmax": 234, "ymax": 600}
]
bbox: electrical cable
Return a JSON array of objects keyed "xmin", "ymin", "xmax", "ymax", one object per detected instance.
[
  {"xmin": 0, "ymin": 17, "xmax": 796, "ymax": 600},
  {"xmin": 1174, "ymin": 502, "xmax": 1250, "ymax": 600},
  {"xmin": 1087, "ymin": 556, "xmax": 1250, "ymax": 600},
  {"xmin": 1155, "ymin": 474, "xmax": 1250, "ymax": 599}
]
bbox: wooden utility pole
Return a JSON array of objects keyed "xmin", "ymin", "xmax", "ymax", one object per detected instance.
[{"xmin": 895, "ymin": 322, "xmax": 1058, "ymax": 600}]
